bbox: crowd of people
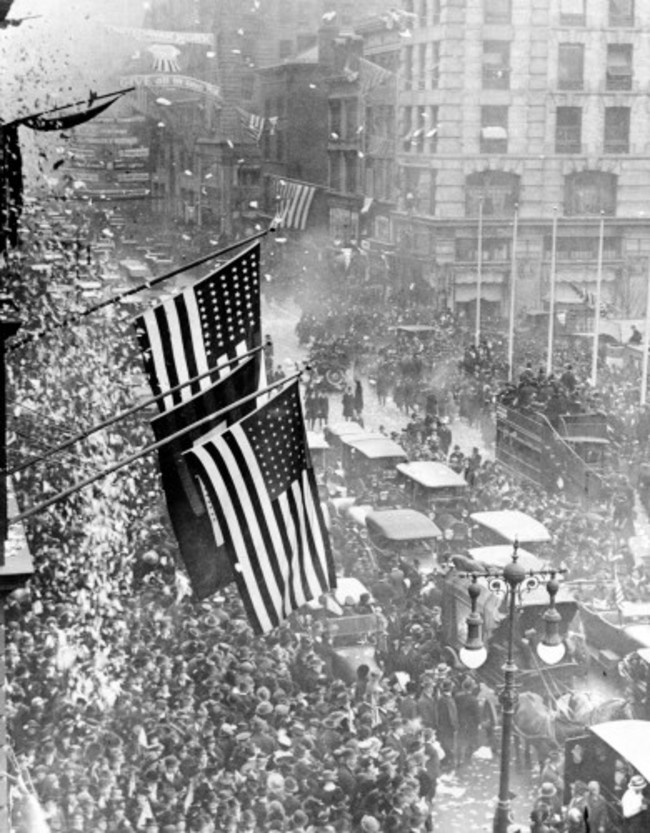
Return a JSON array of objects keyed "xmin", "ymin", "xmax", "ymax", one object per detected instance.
[{"xmin": 2, "ymin": 199, "xmax": 650, "ymax": 833}]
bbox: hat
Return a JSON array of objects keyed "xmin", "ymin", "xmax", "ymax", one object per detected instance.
[
  {"xmin": 629, "ymin": 774, "xmax": 647, "ymax": 790},
  {"xmin": 539, "ymin": 782, "xmax": 557, "ymax": 798},
  {"xmin": 361, "ymin": 816, "xmax": 381, "ymax": 833},
  {"xmin": 256, "ymin": 701, "xmax": 274, "ymax": 717}
]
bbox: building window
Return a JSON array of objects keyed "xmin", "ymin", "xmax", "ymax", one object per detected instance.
[
  {"xmin": 564, "ymin": 172, "xmax": 617, "ymax": 215},
  {"xmin": 465, "ymin": 171, "xmax": 520, "ymax": 217},
  {"xmin": 329, "ymin": 154, "xmax": 342, "ymax": 192},
  {"xmin": 484, "ymin": 0, "xmax": 511, "ymax": 24},
  {"xmin": 417, "ymin": 0, "xmax": 427, "ymax": 26},
  {"xmin": 431, "ymin": 0, "xmax": 441, "ymax": 25},
  {"xmin": 426, "ymin": 106, "xmax": 438, "ymax": 153},
  {"xmin": 417, "ymin": 44, "xmax": 427, "ymax": 90},
  {"xmin": 456, "ymin": 237, "xmax": 511, "ymax": 262},
  {"xmin": 604, "ymin": 107, "xmax": 630, "ymax": 153},
  {"xmin": 480, "ymin": 106, "xmax": 508, "ymax": 154},
  {"xmin": 404, "ymin": 167, "xmax": 436, "ymax": 216},
  {"xmin": 549, "ymin": 235, "xmax": 622, "ymax": 259},
  {"xmin": 606, "ymin": 44, "xmax": 633, "ymax": 91},
  {"xmin": 483, "ymin": 41, "xmax": 510, "ymax": 90},
  {"xmin": 559, "ymin": 0, "xmax": 586, "ymax": 26},
  {"xmin": 345, "ymin": 152, "xmax": 357, "ymax": 194},
  {"xmin": 558, "ymin": 43, "xmax": 584, "ymax": 90},
  {"xmin": 330, "ymin": 100, "xmax": 342, "ymax": 139},
  {"xmin": 555, "ymin": 107, "xmax": 582, "ymax": 153},
  {"xmin": 401, "ymin": 106, "xmax": 414, "ymax": 150},
  {"xmin": 403, "ymin": 45, "xmax": 413, "ymax": 90},
  {"xmin": 609, "ymin": 0, "xmax": 634, "ymax": 27},
  {"xmin": 431, "ymin": 42, "xmax": 440, "ymax": 88}
]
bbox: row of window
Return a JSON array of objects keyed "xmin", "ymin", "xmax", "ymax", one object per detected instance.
[
  {"xmin": 403, "ymin": 40, "xmax": 636, "ymax": 93},
  {"xmin": 401, "ymin": 0, "xmax": 635, "ymax": 28},
  {"xmin": 395, "ymin": 170, "xmax": 618, "ymax": 222},
  {"xmin": 399, "ymin": 105, "xmax": 632, "ymax": 155}
]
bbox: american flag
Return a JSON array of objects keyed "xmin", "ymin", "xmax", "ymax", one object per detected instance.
[
  {"xmin": 237, "ymin": 107, "xmax": 265, "ymax": 142},
  {"xmin": 134, "ymin": 242, "xmax": 261, "ymax": 411},
  {"xmin": 150, "ymin": 354, "xmax": 262, "ymax": 598},
  {"xmin": 188, "ymin": 381, "xmax": 335, "ymax": 633},
  {"xmin": 272, "ymin": 176, "xmax": 316, "ymax": 231}
]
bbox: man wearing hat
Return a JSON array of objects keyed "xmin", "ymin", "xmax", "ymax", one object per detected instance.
[
  {"xmin": 621, "ymin": 774, "xmax": 648, "ymax": 832},
  {"xmin": 533, "ymin": 782, "xmax": 562, "ymax": 827},
  {"xmin": 585, "ymin": 780, "xmax": 609, "ymax": 833},
  {"xmin": 436, "ymin": 679, "xmax": 458, "ymax": 771}
]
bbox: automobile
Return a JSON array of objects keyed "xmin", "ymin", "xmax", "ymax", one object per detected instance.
[
  {"xmin": 307, "ymin": 431, "xmax": 330, "ymax": 472},
  {"xmin": 305, "ymin": 577, "xmax": 383, "ymax": 684},
  {"xmin": 578, "ymin": 597, "xmax": 650, "ymax": 670},
  {"xmin": 397, "ymin": 460, "xmax": 468, "ymax": 514},
  {"xmin": 469, "ymin": 509, "xmax": 551, "ymax": 554},
  {"xmin": 465, "ymin": 544, "xmax": 547, "ymax": 573},
  {"xmin": 341, "ymin": 433, "xmax": 407, "ymax": 481},
  {"xmin": 365, "ymin": 508, "xmax": 442, "ymax": 574},
  {"xmin": 563, "ymin": 721, "xmax": 650, "ymax": 823},
  {"xmin": 323, "ymin": 421, "xmax": 365, "ymax": 451}
]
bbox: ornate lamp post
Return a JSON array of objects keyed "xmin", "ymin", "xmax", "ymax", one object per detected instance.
[{"xmin": 457, "ymin": 544, "xmax": 567, "ymax": 833}]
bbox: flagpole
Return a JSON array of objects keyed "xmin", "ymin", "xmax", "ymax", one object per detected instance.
[
  {"xmin": 546, "ymin": 207, "xmax": 558, "ymax": 376},
  {"xmin": 590, "ymin": 212, "xmax": 605, "ymax": 387},
  {"xmin": 507, "ymin": 204, "xmax": 519, "ymax": 383},
  {"xmin": 641, "ymin": 256, "xmax": 650, "ymax": 406},
  {"xmin": 7, "ymin": 87, "xmax": 136, "ymax": 129},
  {"xmin": 8, "ymin": 373, "xmax": 302, "ymax": 526},
  {"xmin": 8, "ymin": 229, "xmax": 271, "ymax": 352},
  {"xmin": 6, "ymin": 347, "xmax": 264, "ymax": 477},
  {"xmin": 475, "ymin": 198, "xmax": 483, "ymax": 348}
]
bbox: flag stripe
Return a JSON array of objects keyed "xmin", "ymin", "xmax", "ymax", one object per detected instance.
[
  {"xmin": 194, "ymin": 440, "xmax": 278, "ymax": 632},
  {"xmin": 173, "ymin": 295, "xmax": 200, "ymax": 397}
]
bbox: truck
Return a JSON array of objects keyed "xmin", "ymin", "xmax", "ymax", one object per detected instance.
[{"xmin": 495, "ymin": 403, "xmax": 613, "ymax": 504}]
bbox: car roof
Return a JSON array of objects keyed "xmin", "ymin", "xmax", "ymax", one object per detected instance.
[
  {"xmin": 345, "ymin": 436, "xmax": 407, "ymax": 459},
  {"xmin": 397, "ymin": 461, "xmax": 468, "ymax": 488},
  {"xmin": 589, "ymin": 721, "xmax": 650, "ymax": 780},
  {"xmin": 469, "ymin": 510, "xmax": 551, "ymax": 543},
  {"xmin": 307, "ymin": 431, "xmax": 330, "ymax": 451},
  {"xmin": 366, "ymin": 509, "xmax": 442, "ymax": 540}
]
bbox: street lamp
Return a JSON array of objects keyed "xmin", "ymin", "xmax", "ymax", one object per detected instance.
[{"xmin": 457, "ymin": 543, "xmax": 567, "ymax": 833}]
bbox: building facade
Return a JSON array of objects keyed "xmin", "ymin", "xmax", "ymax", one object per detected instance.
[{"xmin": 390, "ymin": 0, "xmax": 650, "ymax": 320}]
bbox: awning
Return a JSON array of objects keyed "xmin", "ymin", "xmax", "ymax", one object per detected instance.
[
  {"xmin": 481, "ymin": 126, "xmax": 508, "ymax": 140},
  {"xmin": 455, "ymin": 284, "xmax": 503, "ymax": 303},
  {"xmin": 589, "ymin": 721, "xmax": 650, "ymax": 781}
]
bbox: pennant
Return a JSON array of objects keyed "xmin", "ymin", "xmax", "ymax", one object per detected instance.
[
  {"xmin": 20, "ymin": 96, "xmax": 123, "ymax": 132},
  {"xmin": 188, "ymin": 381, "xmax": 335, "ymax": 633},
  {"xmin": 134, "ymin": 242, "xmax": 261, "ymax": 411},
  {"xmin": 147, "ymin": 43, "xmax": 182, "ymax": 73},
  {"xmin": 150, "ymin": 354, "xmax": 262, "ymax": 598}
]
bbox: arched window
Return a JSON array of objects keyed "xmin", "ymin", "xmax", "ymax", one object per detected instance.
[
  {"xmin": 564, "ymin": 172, "xmax": 617, "ymax": 216},
  {"xmin": 465, "ymin": 171, "xmax": 520, "ymax": 216}
]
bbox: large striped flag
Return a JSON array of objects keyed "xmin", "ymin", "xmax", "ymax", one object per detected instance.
[
  {"xmin": 188, "ymin": 381, "xmax": 335, "ymax": 633},
  {"xmin": 134, "ymin": 242, "xmax": 261, "ymax": 411},
  {"xmin": 359, "ymin": 57, "xmax": 395, "ymax": 98},
  {"xmin": 273, "ymin": 177, "xmax": 316, "ymax": 231},
  {"xmin": 150, "ymin": 354, "xmax": 262, "ymax": 597}
]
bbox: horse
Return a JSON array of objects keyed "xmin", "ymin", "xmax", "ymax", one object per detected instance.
[{"xmin": 556, "ymin": 690, "xmax": 639, "ymax": 724}]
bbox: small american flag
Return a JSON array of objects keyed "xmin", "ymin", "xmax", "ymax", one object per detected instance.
[
  {"xmin": 237, "ymin": 107, "xmax": 265, "ymax": 142},
  {"xmin": 188, "ymin": 381, "xmax": 335, "ymax": 633},
  {"xmin": 273, "ymin": 176, "xmax": 316, "ymax": 231},
  {"xmin": 134, "ymin": 242, "xmax": 261, "ymax": 411}
]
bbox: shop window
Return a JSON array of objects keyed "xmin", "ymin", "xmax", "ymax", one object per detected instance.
[
  {"xmin": 465, "ymin": 171, "xmax": 520, "ymax": 217},
  {"xmin": 564, "ymin": 171, "xmax": 617, "ymax": 216},
  {"xmin": 604, "ymin": 107, "xmax": 630, "ymax": 154},
  {"xmin": 606, "ymin": 44, "xmax": 633, "ymax": 91},
  {"xmin": 483, "ymin": 41, "xmax": 510, "ymax": 90},
  {"xmin": 555, "ymin": 107, "xmax": 582, "ymax": 154},
  {"xmin": 558, "ymin": 44, "xmax": 584, "ymax": 90}
]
